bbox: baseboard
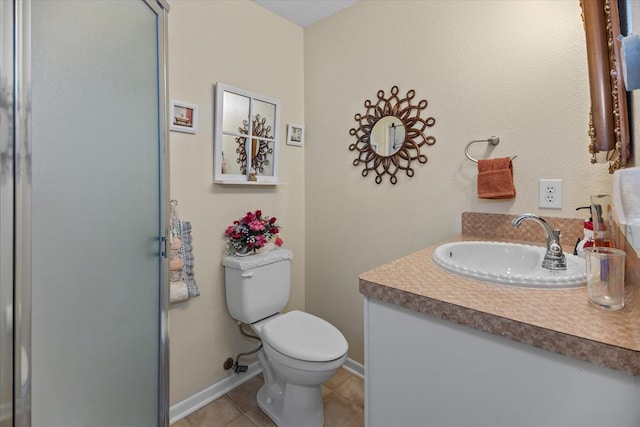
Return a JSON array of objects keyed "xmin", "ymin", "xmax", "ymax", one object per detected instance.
[
  {"xmin": 169, "ymin": 361, "xmax": 262, "ymax": 425},
  {"xmin": 169, "ymin": 357, "xmax": 364, "ymax": 424},
  {"xmin": 343, "ymin": 357, "xmax": 365, "ymax": 379}
]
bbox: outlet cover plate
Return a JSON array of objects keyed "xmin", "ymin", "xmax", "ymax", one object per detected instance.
[{"xmin": 539, "ymin": 179, "xmax": 562, "ymax": 209}]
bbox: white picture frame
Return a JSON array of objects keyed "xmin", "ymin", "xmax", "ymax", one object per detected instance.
[
  {"xmin": 286, "ymin": 124, "xmax": 304, "ymax": 147},
  {"xmin": 213, "ymin": 82, "xmax": 281, "ymax": 184},
  {"xmin": 170, "ymin": 99, "xmax": 198, "ymax": 134}
]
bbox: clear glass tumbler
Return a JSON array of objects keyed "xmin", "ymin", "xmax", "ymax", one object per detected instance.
[{"xmin": 585, "ymin": 247, "xmax": 626, "ymax": 310}]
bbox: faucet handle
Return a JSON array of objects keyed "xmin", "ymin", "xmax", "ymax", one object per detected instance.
[{"xmin": 553, "ymin": 229, "xmax": 561, "ymax": 241}]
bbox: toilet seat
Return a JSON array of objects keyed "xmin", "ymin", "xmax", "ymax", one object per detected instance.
[{"xmin": 261, "ymin": 310, "xmax": 348, "ymax": 362}]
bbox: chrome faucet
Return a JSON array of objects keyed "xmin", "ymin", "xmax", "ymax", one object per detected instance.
[{"xmin": 512, "ymin": 213, "xmax": 567, "ymax": 270}]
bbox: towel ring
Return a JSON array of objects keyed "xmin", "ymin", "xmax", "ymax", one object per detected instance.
[{"xmin": 464, "ymin": 136, "xmax": 517, "ymax": 163}]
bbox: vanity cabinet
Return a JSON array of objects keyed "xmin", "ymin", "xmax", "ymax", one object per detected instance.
[{"xmin": 364, "ymin": 297, "xmax": 640, "ymax": 427}]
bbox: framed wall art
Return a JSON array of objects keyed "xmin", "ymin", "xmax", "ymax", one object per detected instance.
[
  {"xmin": 286, "ymin": 123, "xmax": 304, "ymax": 147},
  {"xmin": 170, "ymin": 99, "xmax": 198, "ymax": 134}
]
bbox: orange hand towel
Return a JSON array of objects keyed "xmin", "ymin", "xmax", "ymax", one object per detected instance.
[{"xmin": 477, "ymin": 157, "xmax": 516, "ymax": 199}]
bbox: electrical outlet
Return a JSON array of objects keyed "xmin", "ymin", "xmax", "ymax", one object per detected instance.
[{"xmin": 539, "ymin": 179, "xmax": 562, "ymax": 209}]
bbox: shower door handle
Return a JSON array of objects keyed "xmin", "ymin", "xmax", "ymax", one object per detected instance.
[{"xmin": 161, "ymin": 236, "xmax": 168, "ymax": 259}]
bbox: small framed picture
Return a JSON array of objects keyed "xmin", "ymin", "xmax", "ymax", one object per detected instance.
[
  {"xmin": 170, "ymin": 100, "xmax": 198, "ymax": 134},
  {"xmin": 286, "ymin": 124, "xmax": 304, "ymax": 147}
]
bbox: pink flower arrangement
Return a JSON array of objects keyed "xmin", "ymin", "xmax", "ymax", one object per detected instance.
[{"xmin": 225, "ymin": 209, "xmax": 283, "ymax": 254}]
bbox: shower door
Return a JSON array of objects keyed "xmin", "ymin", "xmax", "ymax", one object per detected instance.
[
  {"xmin": 0, "ymin": 0, "xmax": 16, "ymax": 425},
  {"xmin": 1, "ymin": 0, "xmax": 170, "ymax": 426}
]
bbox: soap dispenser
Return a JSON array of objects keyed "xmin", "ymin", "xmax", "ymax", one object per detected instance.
[
  {"xmin": 575, "ymin": 206, "xmax": 595, "ymax": 258},
  {"xmin": 590, "ymin": 194, "xmax": 615, "ymax": 248}
]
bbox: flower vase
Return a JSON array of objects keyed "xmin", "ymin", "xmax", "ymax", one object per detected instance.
[
  {"xmin": 234, "ymin": 241, "xmax": 277, "ymax": 257},
  {"xmin": 234, "ymin": 247, "xmax": 251, "ymax": 257},
  {"xmin": 256, "ymin": 241, "xmax": 276, "ymax": 254}
]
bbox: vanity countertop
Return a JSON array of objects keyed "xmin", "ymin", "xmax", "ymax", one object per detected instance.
[{"xmin": 359, "ymin": 212, "xmax": 640, "ymax": 375}]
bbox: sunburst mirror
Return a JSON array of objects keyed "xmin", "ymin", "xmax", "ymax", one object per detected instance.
[{"xmin": 349, "ymin": 86, "xmax": 436, "ymax": 184}]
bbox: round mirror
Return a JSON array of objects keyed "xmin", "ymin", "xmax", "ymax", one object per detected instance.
[
  {"xmin": 349, "ymin": 86, "xmax": 436, "ymax": 185},
  {"xmin": 370, "ymin": 116, "xmax": 405, "ymax": 156}
]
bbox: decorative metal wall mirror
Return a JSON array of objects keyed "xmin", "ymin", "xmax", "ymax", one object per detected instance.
[
  {"xmin": 580, "ymin": 0, "xmax": 630, "ymax": 173},
  {"xmin": 349, "ymin": 86, "xmax": 436, "ymax": 184},
  {"xmin": 214, "ymin": 82, "xmax": 280, "ymax": 184}
]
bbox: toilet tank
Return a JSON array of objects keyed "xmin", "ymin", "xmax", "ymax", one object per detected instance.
[{"xmin": 223, "ymin": 248, "xmax": 293, "ymax": 324}]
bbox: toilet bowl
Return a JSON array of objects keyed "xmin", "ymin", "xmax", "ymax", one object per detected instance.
[
  {"xmin": 252, "ymin": 310, "xmax": 348, "ymax": 427},
  {"xmin": 223, "ymin": 249, "xmax": 349, "ymax": 427}
]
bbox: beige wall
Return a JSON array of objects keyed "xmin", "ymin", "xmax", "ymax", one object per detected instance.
[
  {"xmin": 168, "ymin": 0, "xmax": 633, "ymax": 407},
  {"xmin": 303, "ymin": 0, "xmax": 613, "ymax": 365},
  {"xmin": 168, "ymin": 1, "xmax": 305, "ymax": 405}
]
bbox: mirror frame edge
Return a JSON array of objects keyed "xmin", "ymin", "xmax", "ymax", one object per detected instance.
[{"xmin": 581, "ymin": 0, "xmax": 631, "ymax": 173}]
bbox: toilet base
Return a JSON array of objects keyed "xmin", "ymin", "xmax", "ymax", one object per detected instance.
[{"xmin": 257, "ymin": 382, "xmax": 324, "ymax": 427}]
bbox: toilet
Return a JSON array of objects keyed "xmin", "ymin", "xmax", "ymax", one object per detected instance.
[{"xmin": 223, "ymin": 248, "xmax": 348, "ymax": 427}]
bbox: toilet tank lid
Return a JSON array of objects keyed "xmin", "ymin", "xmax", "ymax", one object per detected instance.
[{"xmin": 223, "ymin": 248, "xmax": 293, "ymax": 271}]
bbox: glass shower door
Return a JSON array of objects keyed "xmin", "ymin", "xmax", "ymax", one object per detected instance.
[
  {"xmin": 0, "ymin": 1, "xmax": 15, "ymax": 425},
  {"xmin": 28, "ymin": 1, "xmax": 168, "ymax": 426}
]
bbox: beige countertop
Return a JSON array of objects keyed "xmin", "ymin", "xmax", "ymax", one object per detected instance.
[{"xmin": 359, "ymin": 212, "xmax": 640, "ymax": 376}]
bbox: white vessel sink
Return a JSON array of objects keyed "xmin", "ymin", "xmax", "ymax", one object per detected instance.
[{"xmin": 432, "ymin": 241, "xmax": 586, "ymax": 288}]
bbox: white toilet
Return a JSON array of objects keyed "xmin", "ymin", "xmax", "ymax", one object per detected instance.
[{"xmin": 223, "ymin": 248, "xmax": 348, "ymax": 427}]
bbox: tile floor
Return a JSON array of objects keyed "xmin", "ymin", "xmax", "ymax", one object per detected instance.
[{"xmin": 173, "ymin": 368, "xmax": 364, "ymax": 427}]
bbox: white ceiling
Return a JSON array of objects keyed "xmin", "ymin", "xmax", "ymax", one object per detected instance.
[{"xmin": 253, "ymin": 0, "xmax": 357, "ymax": 28}]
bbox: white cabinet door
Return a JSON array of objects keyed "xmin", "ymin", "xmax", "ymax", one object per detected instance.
[{"xmin": 365, "ymin": 297, "xmax": 640, "ymax": 427}]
